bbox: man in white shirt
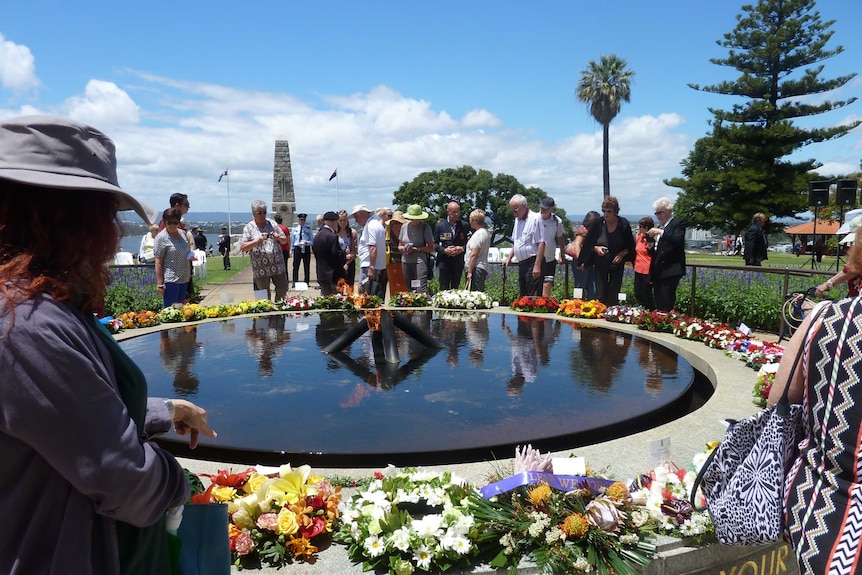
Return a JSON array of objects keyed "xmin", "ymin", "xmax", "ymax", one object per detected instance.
[
  {"xmin": 503, "ymin": 194, "xmax": 545, "ymax": 297},
  {"xmin": 351, "ymin": 204, "xmax": 388, "ymax": 296},
  {"xmin": 539, "ymin": 196, "xmax": 565, "ymax": 298}
]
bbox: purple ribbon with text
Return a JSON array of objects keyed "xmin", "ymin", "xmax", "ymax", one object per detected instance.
[{"xmin": 480, "ymin": 471, "xmax": 617, "ymax": 499}]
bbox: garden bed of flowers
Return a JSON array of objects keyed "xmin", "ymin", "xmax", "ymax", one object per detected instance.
[
  {"xmin": 106, "ymin": 290, "xmax": 502, "ymax": 333},
  {"xmin": 104, "ymin": 295, "xmax": 385, "ymax": 332},
  {"xmin": 186, "ymin": 445, "xmax": 716, "ymax": 574}
]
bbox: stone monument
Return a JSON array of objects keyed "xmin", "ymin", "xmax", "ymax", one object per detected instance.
[{"xmin": 272, "ymin": 140, "xmax": 297, "ymax": 226}]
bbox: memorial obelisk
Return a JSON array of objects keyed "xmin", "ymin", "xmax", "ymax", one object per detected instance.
[{"xmin": 272, "ymin": 140, "xmax": 297, "ymax": 226}]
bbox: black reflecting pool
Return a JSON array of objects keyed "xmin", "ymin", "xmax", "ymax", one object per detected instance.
[{"xmin": 122, "ymin": 312, "xmax": 700, "ymax": 466}]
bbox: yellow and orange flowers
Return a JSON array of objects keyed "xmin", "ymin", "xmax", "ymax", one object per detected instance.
[{"xmin": 556, "ymin": 298, "xmax": 607, "ymax": 319}]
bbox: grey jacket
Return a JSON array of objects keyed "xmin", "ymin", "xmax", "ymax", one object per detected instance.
[{"xmin": 0, "ymin": 294, "xmax": 188, "ymax": 574}]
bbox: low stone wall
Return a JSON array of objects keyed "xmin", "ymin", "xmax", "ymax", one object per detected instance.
[{"xmin": 647, "ymin": 539, "xmax": 798, "ymax": 575}]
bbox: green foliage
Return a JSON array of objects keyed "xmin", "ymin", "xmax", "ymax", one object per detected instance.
[
  {"xmin": 188, "ymin": 278, "xmax": 202, "ymax": 303},
  {"xmin": 667, "ymin": 0, "xmax": 860, "ymax": 234},
  {"xmin": 392, "ymin": 166, "xmax": 569, "ymax": 240},
  {"xmin": 104, "ymin": 284, "xmax": 162, "ymax": 316},
  {"xmin": 675, "ymin": 282, "xmax": 781, "ymax": 332}
]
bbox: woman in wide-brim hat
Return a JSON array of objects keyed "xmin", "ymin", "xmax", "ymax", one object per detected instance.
[
  {"xmin": 0, "ymin": 116, "xmax": 215, "ymax": 574},
  {"xmin": 398, "ymin": 204, "xmax": 435, "ymax": 293}
]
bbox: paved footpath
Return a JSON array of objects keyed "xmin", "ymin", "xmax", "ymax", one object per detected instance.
[{"xmin": 198, "ymin": 258, "xmax": 322, "ymax": 307}]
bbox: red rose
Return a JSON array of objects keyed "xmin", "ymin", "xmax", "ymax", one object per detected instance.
[{"xmin": 300, "ymin": 516, "xmax": 326, "ymax": 538}]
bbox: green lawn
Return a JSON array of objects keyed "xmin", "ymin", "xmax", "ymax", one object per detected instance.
[
  {"xmin": 685, "ymin": 250, "xmax": 845, "ymax": 270},
  {"xmin": 203, "ymin": 254, "xmax": 251, "ymax": 284}
]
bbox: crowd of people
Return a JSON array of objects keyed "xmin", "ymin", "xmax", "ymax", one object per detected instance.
[
  {"xmin": 8, "ymin": 114, "xmax": 862, "ymax": 575},
  {"xmin": 122, "ymin": 176, "xmax": 779, "ymax": 316},
  {"xmin": 224, "ymin": 192, "xmax": 697, "ymax": 312}
]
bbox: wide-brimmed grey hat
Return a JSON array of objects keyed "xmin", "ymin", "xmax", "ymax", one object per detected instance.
[{"xmin": 0, "ymin": 115, "xmax": 158, "ymax": 224}]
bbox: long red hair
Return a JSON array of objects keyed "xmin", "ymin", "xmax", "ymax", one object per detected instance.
[{"xmin": 0, "ymin": 183, "xmax": 122, "ymax": 318}]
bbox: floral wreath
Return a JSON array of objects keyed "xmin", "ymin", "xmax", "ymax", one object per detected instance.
[{"xmin": 335, "ymin": 466, "xmax": 479, "ymax": 574}]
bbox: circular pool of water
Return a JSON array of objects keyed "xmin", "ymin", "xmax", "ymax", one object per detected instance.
[{"xmin": 121, "ymin": 311, "xmax": 698, "ymax": 466}]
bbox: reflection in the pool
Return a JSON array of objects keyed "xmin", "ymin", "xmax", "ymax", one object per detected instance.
[{"xmin": 121, "ymin": 311, "xmax": 702, "ymax": 466}]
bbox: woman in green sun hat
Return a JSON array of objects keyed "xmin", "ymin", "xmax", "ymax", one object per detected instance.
[{"xmin": 398, "ymin": 204, "xmax": 435, "ymax": 294}]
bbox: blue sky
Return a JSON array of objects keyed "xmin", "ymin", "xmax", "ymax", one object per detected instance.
[{"xmin": 1, "ymin": 0, "xmax": 860, "ymax": 223}]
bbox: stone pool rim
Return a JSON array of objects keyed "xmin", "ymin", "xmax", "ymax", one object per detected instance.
[{"xmin": 114, "ymin": 305, "xmax": 763, "ymax": 475}]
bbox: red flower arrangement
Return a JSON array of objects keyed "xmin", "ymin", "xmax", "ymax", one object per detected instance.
[{"xmin": 510, "ymin": 296, "xmax": 560, "ymax": 313}]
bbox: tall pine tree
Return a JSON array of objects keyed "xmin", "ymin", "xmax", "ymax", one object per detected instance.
[{"xmin": 666, "ymin": 0, "xmax": 859, "ymax": 233}]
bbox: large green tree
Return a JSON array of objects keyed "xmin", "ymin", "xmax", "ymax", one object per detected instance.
[
  {"xmin": 576, "ymin": 54, "xmax": 635, "ymax": 199},
  {"xmin": 392, "ymin": 166, "xmax": 568, "ymax": 240},
  {"xmin": 666, "ymin": 0, "xmax": 860, "ymax": 234}
]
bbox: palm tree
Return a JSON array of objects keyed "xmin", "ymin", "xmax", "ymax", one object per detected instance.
[{"xmin": 576, "ymin": 55, "xmax": 634, "ymax": 198}]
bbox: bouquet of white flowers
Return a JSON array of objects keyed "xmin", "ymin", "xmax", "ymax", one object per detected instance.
[{"xmin": 431, "ymin": 289, "xmax": 494, "ymax": 310}]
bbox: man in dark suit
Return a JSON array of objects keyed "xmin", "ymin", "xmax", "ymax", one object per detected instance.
[
  {"xmin": 312, "ymin": 211, "xmax": 346, "ymax": 295},
  {"xmin": 744, "ymin": 212, "xmax": 768, "ymax": 266},
  {"xmin": 648, "ymin": 197, "xmax": 687, "ymax": 312},
  {"xmin": 434, "ymin": 201, "xmax": 469, "ymax": 290}
]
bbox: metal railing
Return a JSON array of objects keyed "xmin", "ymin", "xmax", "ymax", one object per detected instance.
[
  {"xmin": 492, "ymin": 258, "xmax": 834, "ymax": 333},
  {"xmin": 685, "ymin": 263, "xmax": 831, "ymax": 334}
]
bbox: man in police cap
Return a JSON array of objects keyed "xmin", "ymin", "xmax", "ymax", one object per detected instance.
[{"xmin": 290, "ymin": 213, "xmax": 313, "ymax": 286}]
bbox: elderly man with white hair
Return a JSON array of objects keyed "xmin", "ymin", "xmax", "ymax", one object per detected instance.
[
  {"xmin": 647, "ymin": 197, "xmax": 686, "ymax": 312},
  {"xmin": 352, "ymin": 204, "xmax": 388, "ymax": 295},
  {"xmin": 504, "ymin": 194, "xmax": 545, "ymax": 297}
]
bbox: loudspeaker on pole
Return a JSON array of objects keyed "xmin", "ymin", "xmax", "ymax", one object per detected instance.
[
  {"xmin": 837, "ymin": 179, "xmax": 858, "ymax": 206},
  {"xmin": 808, "ymin": 181, "xmax": 830, "ymax": 207}
]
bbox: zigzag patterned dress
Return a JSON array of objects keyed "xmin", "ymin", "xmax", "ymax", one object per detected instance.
[{"xmin": 785, "ymin": 297, "xmax": 862, "ymax": 574}]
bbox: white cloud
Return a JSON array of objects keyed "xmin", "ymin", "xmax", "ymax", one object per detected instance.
[
  {"xmin": 327, "ymin": 85, "xmax": 459, "ymax": 137},
  {"xmin": 462, "ymin": 109, "xmax": 501, "ymax": 128},
  {"xmin": 817, "ymin": 160, "xmax": 859, "ymax": 177},
  {"xmin": 0, "ymin": 72, "xmax": 700, "ymax": 221},
  {"xmin": 61, "ymin": 80, "xmax": 140, "ymax": 127},
  {"xmin": 0, "ymin": 33, "xmax": 39, "ymax": 93}
]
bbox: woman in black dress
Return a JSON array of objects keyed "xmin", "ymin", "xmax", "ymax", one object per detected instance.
[{"xmin": 576, "ymin": 196, "xmax": 635, "ymax": 306}]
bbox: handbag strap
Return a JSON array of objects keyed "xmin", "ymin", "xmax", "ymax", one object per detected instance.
[
  {"xmin": 688, "ymin": 308, "xmax": 824, "ymax": 509},
  {"xmin": 775, "ymin": 303, "xmax": 827, "ymax": 408}
]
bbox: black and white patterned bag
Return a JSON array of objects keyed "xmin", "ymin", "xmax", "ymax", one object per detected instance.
[{"xmin": 690, "ymin": 338, "xmax": 809, "ymax": 545}]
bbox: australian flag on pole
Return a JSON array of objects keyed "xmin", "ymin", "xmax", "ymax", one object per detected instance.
[
  {"xmin": 218, "ymin": 169, "xmax": 228, "ymax": 182},
  {"xmin": 329, "ymin": 168, "xmax": 337, "ymax": 181}
]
